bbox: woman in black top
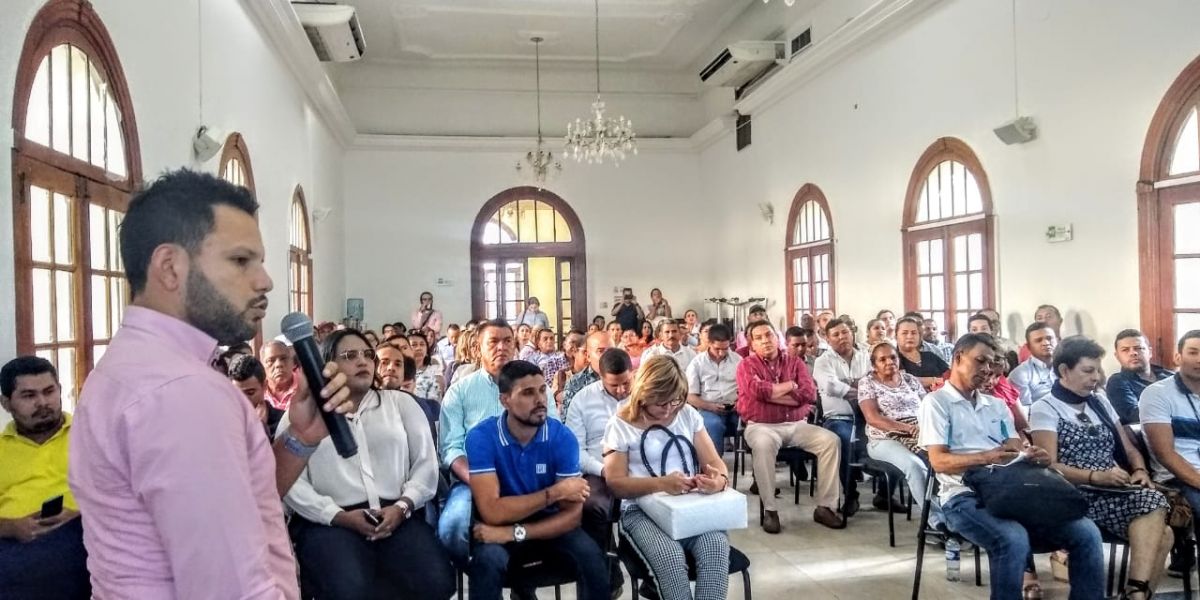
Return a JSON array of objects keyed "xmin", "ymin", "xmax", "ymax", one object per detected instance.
[{"xmin": 895, "ymin": 317, "xmax": 949, "ymax": 390}]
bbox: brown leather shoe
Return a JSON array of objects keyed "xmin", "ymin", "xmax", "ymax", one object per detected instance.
[
  {"xmin": 762, "ymin": 510, "xmax": 782, "ymax": 534},
  {"xmin": 813, "ymin": 506, "xmax": 844, "ymax": 529}
]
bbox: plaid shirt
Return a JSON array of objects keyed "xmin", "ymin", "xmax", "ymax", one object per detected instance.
[
  {"xmin": 561, "ymin": 366, "xmax": 600, "ymax": 417},
  {"xmin": 735, "ymin": 351, "xmax": 817, "ymax": 424}
]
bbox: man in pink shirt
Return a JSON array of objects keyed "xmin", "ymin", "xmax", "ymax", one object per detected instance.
[{"xmin": 69, "ymin": 170, "xmax": 351, "ymax": 599}]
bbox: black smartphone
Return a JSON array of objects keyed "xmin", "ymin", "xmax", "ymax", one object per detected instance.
[{"xmin": 40, "ymin": 495, "xmax": 64, "ymax": 519}]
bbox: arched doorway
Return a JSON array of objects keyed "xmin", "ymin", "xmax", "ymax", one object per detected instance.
[{"xmin": 470, "ymin": 187, "xmax": 587, "ymax": 334}]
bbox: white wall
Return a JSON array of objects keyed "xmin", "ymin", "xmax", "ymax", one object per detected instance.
[
  {"xmin": 0, "ymin": 0, "xmax": 348, "ymax": 368},
  {"xmin": 699, "ymin": 0, "xmax": 1200, "ymax": 361},
  {"xmin": 342, "ymin": 143, "xmax": 709, "ymax": 329}
]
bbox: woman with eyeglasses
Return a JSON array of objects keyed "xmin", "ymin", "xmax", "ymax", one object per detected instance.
[
  {"xmin": 407, "ymin": 331, "xmax": 444, "ymax": 402},
  {"xmin": 1029, "ymin": 336, "xmax": 1171, "ymax": 600},
  {"xmin": 603, "ymin": 356, "xmax": 730, "ymax": 600},
  {"xmin": 280, "ymin": 329, "xmax": 453, "ymax": 599}
]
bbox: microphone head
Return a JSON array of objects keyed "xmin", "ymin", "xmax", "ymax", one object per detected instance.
[{"xmin": 281, "ymin": 312, "xmax": 316, "ymax": 343}]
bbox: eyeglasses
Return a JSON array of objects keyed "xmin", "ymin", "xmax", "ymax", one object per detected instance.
[
  {"xmin": 336, "ymin": 349, "xmax": 377, "ymax": 362},
  {"xmin": 1075, "ymin": 411, "xmax": 1099, "ymax": 437},
  {"xmin": 650, "ymin": 397, "xmax": 686, "ymax": 409}
]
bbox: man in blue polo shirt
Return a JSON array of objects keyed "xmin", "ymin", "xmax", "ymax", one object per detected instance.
[
  {"xmin": 1142, "ymin": 331, "xmax": 1200, "ymax": 509},
  {"xmin": 465, "ymin": 360, "xmax": 609, "ymax": 600}
]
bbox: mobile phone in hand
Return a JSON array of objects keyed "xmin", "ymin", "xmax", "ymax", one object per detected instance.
[
  {"xmin": 40, "ymin": 495, "xmax": 64, "ymax": 519},
  {"xmin": 364, "ymin": 510, "xmax": 382, "ymax": 526}
]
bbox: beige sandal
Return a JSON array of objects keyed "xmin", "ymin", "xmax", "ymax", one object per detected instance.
[{"xmin": 1050, "ymin": 551, "xmax": 1069, "ymax": 582}]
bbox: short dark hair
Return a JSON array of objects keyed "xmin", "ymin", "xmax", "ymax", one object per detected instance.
[
  {"xmin": 1114, "ymin": 328, "xmax": 1146, "ymax": 350},
  {"xmin": 1, "ymin": 356, "xmax": 59, "ymax": 398},
  {"xmin": 497, "ymin": 360, "xmax": 543, "ymax": 394},
  {"xmin": 708, "ymin": 323, "xmax": 732, "ymax": 342},
  {"xmin": 784, "ymin": 326, "xmax": 805, "ymax": 339},
  {"xmin": 876, "ymin": 309, "xmax": 895, "ymax": 319},
  {"xmin": 120, "ymin": 169, "xmax": 259, "ymax": 295},
  {"xmin": 448, "ymin": 323, "xmax": 461, "ymax": 332},
  {"xmin": 952, "ymin": 332, "xmax": 999, "ymax": 361},
  {"xmin": 798, "ymin": 327, "xmax": 815, "ymax": 338},
  {"xmin": 1179, "ymin": 330, "xmax": 1200, "ymax": 353},
  {"xmin": 567, "ymin": 328, "xmax": 586, "ymax": 338},
  {"xmin": 824, "ymin": 317, "xmax": 849, "ymax": 335},
  {"xmin": 1036, "ymin": 304, "xmax": 1062, "ymax": 320},
  {"xmin": 654, "ymin": 319, "xmax": 678, "ymax": 338},
  {"xmin": 968, "ymin": 313, "xmax": 992, "ymax": 328},
  {"xmin": 599, "ymin": 348, "xmax": 633, "ymax": 375},
  {"xmin": 902, "ymin": 311, "xmax": 924, "ymax": 320},
  {"xmin": 1052, "ymin": 335, "xmax": 1105, "ymax": 375},
  {"xmin": 895, "ymin": 316, "xmax": 923, "ymax": 331},
  {"xmin": 479, "ymin": 319, "xmax": 514, "ymax": 338},
  {"xmin": 745, "ymin": 320, "xmax": 774, "ymax": 339},
  {"xmin": 748, "ymin": 304, "xmax": 766, "ymax": 315},
  {"xmin": 1024, "ymin": 321, "xmax": 1053, "ymax": 342},
  {"xmin": 227, "ymin": 355, "xmax": 266, "ymax": 383},
  {"xmin": 701, "ymin": 318, "xmax": 718, "ymax": 329}
]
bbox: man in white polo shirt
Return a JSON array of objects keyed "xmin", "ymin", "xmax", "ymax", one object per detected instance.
[
  {"xmin": 685, "ymin": 324, "xmax": 741, "ymax": 453},
  {"xmin": 919, "ymin": 333, "xmax": 1104, "ymax": 600},
  {"xmin": 1141, "ymin": 330, "xmax": 1200, "ymax": 512},
  {"xmin": 641, "ymin": 320, "xmax": 696, "ymax": 372}
]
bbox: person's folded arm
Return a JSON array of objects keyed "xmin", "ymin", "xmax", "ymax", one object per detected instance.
[
  {"xmin": 524, "ymin": 495, "xmax": 583, "ymax": 540},
  {"xmin": 469, "ymin": 472, "xmax": 559, "ymax": 525}
]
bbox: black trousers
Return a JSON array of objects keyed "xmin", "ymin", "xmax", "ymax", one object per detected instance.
[
  {"xmin": 582, "ymin": 474, "xmax": 616, "ymax": 551},
  {"xmin": 292, "ymin": 508, "xmax": 456, "ymax": 600}
]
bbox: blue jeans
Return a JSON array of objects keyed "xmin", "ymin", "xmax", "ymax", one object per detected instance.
[
  {"xmin": 469, "ymin": 528, "xmax": 610, "ymax": 600},
  {"xmin": 437, "ymin": 481, "xmax": 474, "ymax": 567},
  {"xmin": 700, "ymin": 408, "xmax": 739, "ymax": 454},
  {"xmin": 823, "ymin": 418, "xmax": 857, "ymax": 498},
  {"xmin": 0, "ymin": 517, "xmax": 89, "ymax": 599},
  {"xmin": 943, "ymin": 493, "xmax": 1104, "ymax": 600}
]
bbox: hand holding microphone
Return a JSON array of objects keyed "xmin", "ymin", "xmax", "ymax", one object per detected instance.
[{"xmin": 281, "ymin": 313, "xmax": 358, "ymax": 458}]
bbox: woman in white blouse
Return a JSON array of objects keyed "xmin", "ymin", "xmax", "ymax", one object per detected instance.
[
  {"xmin": 281, "ymin": 330, "xmax": 454, "ymax": 600},
  {"xmin": 603, "ymin": 356, "xmax": 730, "ymax": 600}
]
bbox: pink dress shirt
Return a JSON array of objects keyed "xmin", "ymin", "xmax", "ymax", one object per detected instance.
[
  {"xmin": 411, "ymin": 307, "xmax": 443, "ymax": 334},
  {"xmin": 69, "ymin": 306, "xmax": 298, "ymax": 599},
  {"xmin": 265, "ymin": 374, "xmax": 298, "ymax": 411}
]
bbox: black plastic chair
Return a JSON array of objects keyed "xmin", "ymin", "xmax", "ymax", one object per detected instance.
[
  {"xmin": 911, "ymin": 476, "xmax": 982, "ymax": 600},
  {"xmin": 845, "ymin": 401, "xmax": 913, "ymax": 545},
  {"xmin": 455, "ymin": 554, "xmax": 578, "ymax": 600},
  {"xmin": 615, "ymin": 530, "xmax": 752, "ymax": 600}
]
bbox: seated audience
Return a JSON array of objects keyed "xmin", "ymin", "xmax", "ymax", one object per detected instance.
[
  {"xmin": 363, "ymin": 329, "xmax": 381, "ymax": 348},
  {"xmin": 551, "ymin": 329, "xmax": 586, "ymax": 403},
  {"xmin": 921, "ymin": 318, "xmax": 954, "ymax": 364},
  {"xmin": 1019, "ymin": 304, "xmax": 1064, "ymax": 362},
  {"xmin": 465, "ymin": 361, "xmax": 608, "ymax": 600},
  {"xmin": 738, "ymin": 321, "xmax": 843, "ymax": 532},
  {"xmin": 436, "ymin": 324, "xmax": 461, "ymax": 381},
  {"xmin": 604, "ymin": 355, "xmax": 731, "ymax": 600},
  {"xmin": 592, "ymin": 315, "xmax": 606, "ymax": 330},
  {"xmin": 814, "ymin": 311, "xmax": 834, "ymax": 353},
  {"xmin": 640, "ymin": 320, "xmax": 656, "ymax": 346},
  {"xmin": 217, "ymin": 341, "xmax": 253, "ymax": 373},
  {"xmin": 412, "ymin": 291, "xmax": 444, "ymax": 336},
  {"xmin": 1011, "ymin": 321, "xmax": 1059, "ymax": 407},
  {"xmin": 641, "ymin": 319, "xmax": 697, "ymax": 372},
  {"xmin": 409, "ymin": 330, "xmax": 445, "ymax": 401},
  {"xmin": 734, "ymin": 305, "xmax": 785, "ymax": 354},
  {"xmin": 683, "ymin": 309, "xmax": 701, "ymax": 346},
  {"xmin": 969, "ymin": 312, "xmax": 1021, "ymax": 370},
  {"xmin": 281, "ymin": 330, "xmax": 453, "ymax": 600},
  {"xmin": 378, "ymin": 344, "xmax": 438, "ymax": 438},
  {"xmin": 562, "ymin": 332, "xmax": 611, "ymax": 415},
  {"xmin": 1140, "ymin": 331, "xmax": 1200, "ymax": 514},
  {"xmin": 227, "ymin": 354, "xmax": 283, "ymax": 437},
  {"xmin": 564, "ymin": 348, "xmax": 634, "ymax": 593},
  {"xmin": 1030, "ymin": 336, "xmax": 1171, "ymax": 600},
  {"xmin": 877, "ymin": 309, "xmax": 898, "ymax": 341},
  {"xmin": 606, "ymin": 321, "xmax": 625, "ymax": 347},
  {"xmin": 515, "ymin": 297, "xmax": 552, "ymax": 329},
  {"xmin": 858, "ymin": 343, "xmax": 934, "ymax": 518},
  {"xmin": 0, "ymin": 357, "xmax": 89, "ymax": 599},
  {"xmin": 895, "ymin": 317, "xmax": 949, "ymax": 390},
  {"xmin": 813, "ymin": 318, "xmax": 872, "ymax": 514},
  {"xmin": 980, "ymin": 353, "xmax": 1031, "ymax": 435},
  {"xmin": 646, "ymin": 288, "xmax": 673, "ymax": 320},
  {"xmin": 694, "ymin": 318, "xmax": 718, "ymax": 354},
  {"xmin": 516, "ymin": 324, "xmax": 536, "ymax": 361},
  {"xmin": 1107, "ymin": 329, "xmax": 1174, "ymax": 425},
  {"xmin": 783, "ymin": 326, "xmax": 816, "ymax": 370},
  {"xmin": 621, "ymin": 329, "xmax": 648, "ymax": 369},
  {"xmin": 865, "ymin": 318, "xmax": 889, "ymax": 348},
  {"xmin": 919, "ymin": 333, "xmax": 1104, "ymax": 600},
  {"xmin": 611, "ymin": 287, "xmax": 645, "ymax": 333},
  {"xmin": 686, "ymin": 324, "xmax": 742, "ymax": 451},
  {"xmin": 450, "ymin": 329, "xmax": 480, "ymax": 386},
  {"xmin": 260, "ymin": 339, "xmax": 298, "ymax": 410},
  {"xmin": 527, "ymin": 327, "xmax": 569, "ymax": 385}
]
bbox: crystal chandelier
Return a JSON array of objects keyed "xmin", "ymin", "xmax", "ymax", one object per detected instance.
[
  {"xmin": 516, "ymin": 37, "xmax": 562, "ymax": 186},
  {"xmin": 564, "ymin": 0, "xmax": 637, "ymax": 165}
]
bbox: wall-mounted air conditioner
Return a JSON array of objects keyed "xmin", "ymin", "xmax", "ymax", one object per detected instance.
[
  {"xmin": 699, "ymin": 41, "xmax": 787, "ymax": 88},
  {"xmin": 292, "ymin": 2, "xmax": 366, "ymax": 62}
]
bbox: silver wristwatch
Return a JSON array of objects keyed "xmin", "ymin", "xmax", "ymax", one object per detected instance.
[
  {"xmin": 513, "ymin": 523, "xmax": 527, "ymax": 543},
  {"xmin": 281, "ymin": 430, "xmax": 321, "ymax": 459}
]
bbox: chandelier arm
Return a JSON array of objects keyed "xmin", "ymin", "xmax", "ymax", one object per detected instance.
[{"xmin": 593, "ymin": 0, "xmax": 601, "ymax": 96}]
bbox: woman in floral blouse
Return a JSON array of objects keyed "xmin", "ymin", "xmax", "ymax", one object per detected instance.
[{"xmin": 407, "ymin": 331, "xmax": 444, "ymax": 401}]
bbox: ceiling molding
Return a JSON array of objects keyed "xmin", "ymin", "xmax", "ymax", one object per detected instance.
[
  {"xmin": 239, "ymin": 0, "xmax": 356, "ymax": 146},
  {"xmin": 734, "ymin": 0, "xmax": 943, "ymax": 116}
]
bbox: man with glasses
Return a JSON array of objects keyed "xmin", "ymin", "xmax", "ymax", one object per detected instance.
[{"xmin": 412, "ymin": 292, "xmax": 443, "ymax": 337}]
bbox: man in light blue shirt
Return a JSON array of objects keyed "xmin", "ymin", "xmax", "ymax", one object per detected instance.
[
  {"xmin": 1009, "ymin": 322, "xmax": 1058, "ymax": 407},
  {"xmin": 437, "ymin": 320, "xmax": 558, "ymax": 567}
]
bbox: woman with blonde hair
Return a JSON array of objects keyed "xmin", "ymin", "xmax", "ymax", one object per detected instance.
[
  {"xmin": 603, "ymin": 355, "xmax": 730, "ymax": 600},
  {"xmin": 449, "ymin": 329, "xmax": 479, "ymax": 386}
]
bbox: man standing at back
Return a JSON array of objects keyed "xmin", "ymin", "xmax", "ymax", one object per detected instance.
[{"xmin": 69, "ymin": 170, "xmax": 351, "ymax": 599}]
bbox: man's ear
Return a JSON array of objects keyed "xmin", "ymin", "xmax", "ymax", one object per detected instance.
[{"xmin": 147, "ymin": 244, "xmax": 189, "ymax": 293}]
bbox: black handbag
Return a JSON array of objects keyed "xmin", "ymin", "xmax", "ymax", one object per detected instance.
[{"xmin": 962, "ymin": 461, "xmax": 1088, "ymax": 530}]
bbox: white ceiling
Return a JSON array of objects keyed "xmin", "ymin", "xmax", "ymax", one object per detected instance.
[{"xmin": 346, "ymin": 0, "xmax": 758, "ymax": 69}]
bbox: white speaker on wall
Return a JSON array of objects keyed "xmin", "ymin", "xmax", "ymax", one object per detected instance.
[{"xmin": 993, "ymin": 116, "xmax": 1037, "ymax": 145}]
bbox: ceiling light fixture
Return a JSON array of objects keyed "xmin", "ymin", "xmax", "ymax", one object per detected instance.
[
  {"xmin": 764, "ymin": 0, "xmax": 797, "ymax": 5},
  {"xmin": 564, "ymin": 0, "xmax": 637, "ymax": 165},
  {"xmin": 516, "ymin": 37, "xmax": 562, "ymax": 187}
]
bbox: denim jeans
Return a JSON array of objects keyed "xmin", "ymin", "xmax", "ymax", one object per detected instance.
[
  {"xmin": 699, "ymin": 408, "xmax": 739, "ymax": 454},
  {"xmin": 823, "ymin": 418, "xmax": 857, "ymax": 498},
  {"xmin": 0, "ymin": 517, "xmax": 90, "ymax": 600},
  {"xmin": 469, "ymin": 528, "xmax": 610, "ymax": 600},
  {"xmin": 943, "ymin": 493, "xmax": 1104, "ymax": 600},
  {"xmin": 437, "ymin": 481, "xmax": 474, "ymax": 567}
]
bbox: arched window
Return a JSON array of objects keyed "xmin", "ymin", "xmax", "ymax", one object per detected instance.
[
  {"xmin": 1138, "ymin": 53, "xmax": 1200, "ymax": 362},
  {"xmin": 219, "ymin": 132, "xmax": 255, "ymax": 193},
  {"xmin": 289, "ymin": 186, "xmax": 314, "ymax": 318},
  {"xmin": 902, "ymin": 137, "xmax": 995, "ymax": 339},
  {"xmin": 784, "ymin": 184, "xmax": 834, "ymax": 325},
  {"xmin": 470, "ymin": 187, "xmax": 586, "ymax": 334},
  {"xmin": 11, "ymin": 0, "xmax": 142, "ymax": 404}
]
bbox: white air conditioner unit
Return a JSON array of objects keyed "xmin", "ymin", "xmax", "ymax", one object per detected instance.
[
  {"xmin": 699, "ymin": 41, "xmax": 787, "ymax": 88},
  {"xmin": 292, "ymin": 2, "xmax": 366, "ymax": 62}
]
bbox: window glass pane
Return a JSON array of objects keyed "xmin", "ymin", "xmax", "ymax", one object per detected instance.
[
  {"xmin": 90, "ymin": 204, "xmax": 108, "ymax": 270},
  {"xmin": 93, "ymin": 344, "xmax": 107, "ymax": 367},
  {"xmin": 1176, "ymin": 258, "xmax": 1200, "ymax": 309},
  {"xmin": 109, "ymin": 210, "xmax": 122, "ymax": 269},
  {"xmin": 918, "ymin": 275, "xmax": 932, "ymax": 310},
  {"xmin": 553, "ymin": 212, "xmax": 571, "ymax": 242},
  {"xmin": 26, "ymin": 56, "xmax": 51, "ymax": 146},
  {"xmin": 54, "ymin": 193, "xmax": 73, "ymax": 265},
  {"xmin": 56, "ymin": 270, "xmax": 74, "ymax": 341},
  {"xmin": 965, "ymin": 171, "xmax": 983, "ymax": 214},
  {"xmin": 56, "ymin": 348, "xmax": 76, "ymax": 401},
  {"xmin": 930, "ymin": 275, "xmax": 946, "ymax": 310},
  {"xmin": 33, "ymin": 269, "xmax": 53, "ymax": 343},
  {"xmin": 105, "ymin": 97, "xmax": 125, "ymax": 178},
  {"xmin": 916, "ymin": 241, "xmax": 930, "ymax": 276},
  {"xmin": 930, "ymin": 238, "xmax": 944, "ymax": 274},
  {"xmin": 89, "ymin": 62, "xmax": 106, "ymax": 169},
  {"xmin": 70, "ymin": 46, "xmax": 89, "ymax": 161},
  {"xmin": 51, "ymin": 45, "xmax": 70, "ymax": 154},
  {"xmin": 559, "ymin": 260, "xmax": 571, "ymax": 279},
  {"xmin": 938, "ymin": 162, "xmax": 954, "ymax": 219},
  {"xmin": 1170, "ymin": 107, "xmax": 1200, "ymax": 176},
  {"xmin": 1176, "ymin": 202, "xmax": 1200, "ymax": 255},
  {"xmin": 951, "ymin": 162, "xmax": 967, "ymax": 216},
  {"xmin": 955, "ymin": 312, "xmax": 969, "ymax": 339},
  {"xmin": 112, "ymin": 278, "xmax": 126, "ymax": 325},
  {"xmin": 955, "ymin": 273, "xmax": 968, "ymax": 308},
  {"xmin": 92, "ymin": 274, "xmax": 109, "ymax": 339},
  {"xmin": 1178, "ymin": 312, "xmax": 1200, "ymax": 337},
  {"xmin": 535, "ymin": 202, "xmax": 555, "ymax": 242},
  {"xmin": 800, "ymin": 257, "xmax": 810, "ymax": 283},
  {"xmin": 969, "ymin": 272, "xmax": 984, "ymax": 309},
  {"xmin": 498, "ymin": 202, "xmax": 519, "ymax": 243},
  {"xmin": 953, "ymin": 235, "xmax": 967, "ymax": 272},
  {"xmin": 917, "ymin": 181, "xmax": 930, "ymax": 223},
  {"xmin": 968, "ymin": 233, "xmax": 983, "ymax": 271},
  {"xmin": 516, "ymin": 200, "xmax": 536, "ymax": 243},
  {"xmin": 31, "ymin": 185, "xmax": 51, "ymax": 263}
]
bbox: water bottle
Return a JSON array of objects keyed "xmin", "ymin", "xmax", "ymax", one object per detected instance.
[{"xmin": 945, "ymin": 539, "xmax": 961, "ymax": 582}]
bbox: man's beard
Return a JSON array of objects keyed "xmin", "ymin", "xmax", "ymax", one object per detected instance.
[
  {"xmin": 514, "ymin": 410, "xmax": 547, "ymax": 427},
  {"xmin": 16, "ymin": 410, "xmax": 63, "ymax": 437},
  {"xmin": 185, "ymin": 268, "xmax": 259, "ymax": 346},
  {"xmin": 380, "ymin": 376, "xmax": 403, "ymax": 390}
]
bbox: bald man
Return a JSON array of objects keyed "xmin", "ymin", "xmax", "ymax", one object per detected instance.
[
  {"xmin": 260, "ymin": 340, "xmax": 298, "ymax": 410},
  {"xmin": 560, "ymin": 332, "xmax": 611, "ymax": 417}
]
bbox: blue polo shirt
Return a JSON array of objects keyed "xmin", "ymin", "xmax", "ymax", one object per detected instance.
[{"xmin": 465, "ymin": 412, "xmax": 582, "ymax": 502}]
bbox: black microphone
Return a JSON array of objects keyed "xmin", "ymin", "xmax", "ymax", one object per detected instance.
[{"xmin": 281, "ymin": 313, "xmax": 358, "ymax": 458}]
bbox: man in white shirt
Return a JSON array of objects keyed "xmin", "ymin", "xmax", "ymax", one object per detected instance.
[
  {"xmin": 812, "ymin": 318, "xmax": 871, "ymax": 514},
  {"xmin": 1009, "ymin": 322, "xmax": 1058, "ymax": 408},
  {"xmin": 641, "ymin": 320, "xmax": 696, "ymax": 372},
  {"xmin": 563, "ymin": 348, "xmax": 633, "ymax": 594},
  {"xmin": 685, "ymin": 324, "xmax": 742, "ymax": 453},
  {"xmin": 918, "ymin": 333, "xmax": 1103, "ymax": 600},
  {"xmin": 1141, "ymin": 331, "xmax": 1200, "ymax": 513}
]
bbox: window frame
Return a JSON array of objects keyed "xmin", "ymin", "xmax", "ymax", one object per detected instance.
[
  {"xmin": 288, "ymin": 185, "xmax": 314, "ymax": 318},
  {"xmin": 1138, "ymin": 53, "xmax": 1200, "ymax": 364},
  {"xmin": 11, "ymin": 0, "xmax": 142, "ymax": 396},
  {"xmin": 901, "ymin": 137, "xmax": 995, "ymax": 340},
  {"xmin": 783, "ymin": 183, "xmax": 835, "ymax": 325}
]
